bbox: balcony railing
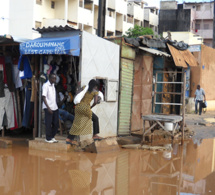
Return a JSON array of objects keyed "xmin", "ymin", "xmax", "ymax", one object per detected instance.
[
  {"xmin": 78, "ymin": 7, "xmax": 93, "ymax": 26},
  {"xmin": 106, "ymin": 15, "xmax": 116, "ymax": 32}
]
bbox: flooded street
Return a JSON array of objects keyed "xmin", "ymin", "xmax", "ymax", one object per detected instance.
[{"xmin": 0, "ymin": 138, "xmax": 215, "ymax": 195}]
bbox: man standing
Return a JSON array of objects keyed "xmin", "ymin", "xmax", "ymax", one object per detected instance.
[
  {"xmin": 42, "ymin": 73, "xmax": 59, "ymax": 143},
  {"xmin": 194, "ymin": 85, "xmax": 206, "ymax": 115}
]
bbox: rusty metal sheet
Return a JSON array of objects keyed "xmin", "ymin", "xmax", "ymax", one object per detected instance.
[
  {"xmin": 180, "ymin": 50, "xmax": 198, "ymax": 66},
  {"xmin": 131, "ymin": 54, "xmax": 153, "ymax": 132},
  {"xmin": 167, "ymin": 44, "xmax": 188, "ymax": 68}
]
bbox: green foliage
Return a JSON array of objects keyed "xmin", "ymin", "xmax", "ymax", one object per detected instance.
[{"xmin": 125, "ymin": 25, "xmax": 154, "ymax": 38}]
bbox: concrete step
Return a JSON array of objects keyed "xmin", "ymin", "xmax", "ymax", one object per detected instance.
[
  {"xmin": 0, "ymin": 138, "xmax": 12, "ymax": 148},
  {"xmin": 29, "ymin": 138, "xmax": 74, "ymax": 152}
]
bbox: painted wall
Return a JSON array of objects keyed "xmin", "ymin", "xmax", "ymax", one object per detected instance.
[
  {"xmin": 81, "ymin": 31, "xmax": 120, "ymax": 137},
  {"xmin": 9, "ymin": 0, "xmax": 35, "ymax": 39}
]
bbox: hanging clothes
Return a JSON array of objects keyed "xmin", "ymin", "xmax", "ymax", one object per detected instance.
[
  {"xmin": 5, "ymin": 56, "xmax": 15, "ymax": 92},
  {"xmin": 22, "ymin": 81, "xmax": 34, "ymax": 128},
  {"xmin": 18, "ymin": 56, "xmax": 32, "ymax": 79},
  {"xmin": 0, "ymin": 88, "xmax": 15, "ymax": 129}
]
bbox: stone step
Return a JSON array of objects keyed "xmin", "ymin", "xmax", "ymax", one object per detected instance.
[{"xmin": 84, "ymin": 137, "xmax": 120, "ymax": 153}]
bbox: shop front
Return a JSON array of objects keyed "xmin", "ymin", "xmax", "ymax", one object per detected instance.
[{"xmin": 18, "ymin": 27, "xmax": 120, "ymax": 139}]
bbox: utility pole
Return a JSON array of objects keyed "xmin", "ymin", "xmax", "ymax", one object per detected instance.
[
  {"xmin": 97, "ymin": 0, "xmax": 106, "ymax": 37},
  {"xmin": 213, "ymin": 0, "xmax": 215, "ymax": 48}
]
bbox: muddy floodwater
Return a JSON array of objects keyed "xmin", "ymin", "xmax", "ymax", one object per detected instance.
[{"xmin": 1, "ymin": 138, "xmax": 215, "ymax": 195}]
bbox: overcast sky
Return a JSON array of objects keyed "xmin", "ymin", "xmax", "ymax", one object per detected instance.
[{"xmin": 146, "ymin": 0, "xmax": 212, "ymax": 7}]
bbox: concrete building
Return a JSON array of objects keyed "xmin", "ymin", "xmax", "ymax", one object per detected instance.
[
  {"xmin": 159, "ymin": 1, "xmax": 214, "ymax": 47},
  {"xmin": 0, "ymin": 0, "xmax": 158, "ymax": 39},
  {"xmin": 144, "ymin": 6, "xmax": 159, "ymax": 34}
]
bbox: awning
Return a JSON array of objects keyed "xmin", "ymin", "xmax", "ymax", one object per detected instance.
[
  {"xmin": 167, "ymin": 44, "xmax": 198, "ymax": 67},
  {"xmin": 19, "ymin": 35, "xmax": 80, "ymax": 56},
  {"xmin": 139, "ymin": 46, "xmax": 171, "ymax": 57}
]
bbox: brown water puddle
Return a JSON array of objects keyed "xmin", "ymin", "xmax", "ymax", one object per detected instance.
[{"xmin": 0, "ymin": 138, "xmax": 215, "ymax": 195}]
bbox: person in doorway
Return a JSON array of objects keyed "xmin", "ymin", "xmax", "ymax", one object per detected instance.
[
  {"xmin": 56, "ymin": 85, "xmax": 74, "ymax": 123},
  {"xmin": 66, "ymin": 79, "xmax": 102, "ymax": 145},
  {"xmin": 42, "ymin": 73, "xmax": 59, "ymax": 143},
  {"xmin": 194, "ymin": 85, "xmax": 206, "ymax": 115}
]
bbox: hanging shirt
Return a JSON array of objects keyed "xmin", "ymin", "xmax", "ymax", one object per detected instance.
[
  {"xmin": 195, "ymin": 88, "xmax": 205, "ymax": 101},
  {"xmin": 18, "ymin": 56, "xmax": 32, "ymax": 79},
  {"xmin": 42, "ymin": 80, "xmax": 58, "ymax": 111}
]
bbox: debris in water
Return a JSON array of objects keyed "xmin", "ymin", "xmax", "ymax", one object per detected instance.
[{"xmin": 122, "ymin": 144, "xmax": 172, "ymax": 151}]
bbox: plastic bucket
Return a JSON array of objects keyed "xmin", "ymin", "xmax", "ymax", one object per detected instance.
[{"xmin": 164, "ymin": 122, "xmax": 173, "ymax": 131}]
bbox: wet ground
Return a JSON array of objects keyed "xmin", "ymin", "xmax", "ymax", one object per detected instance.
[{"xmin": 0, "ymin": 137, "xmax": 215, "ymax": 195}]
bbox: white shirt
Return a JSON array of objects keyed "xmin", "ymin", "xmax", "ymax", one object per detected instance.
[
  {"xmin": 42, "ymin": 80, "xmax": 58, "ymax": 111},
  {"xmin": 195, "ymin": 88, "xmax": 205, "ymax": 101}
]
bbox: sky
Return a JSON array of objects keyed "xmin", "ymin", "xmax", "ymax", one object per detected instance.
[{"xmin": 146, "ymin": 0, "xmax": 212, "ymax": 7}]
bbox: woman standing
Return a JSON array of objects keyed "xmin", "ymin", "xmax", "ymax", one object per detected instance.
[{"xmin": 66, "ymin": 79, "xmax": 102, "ymax": 145}]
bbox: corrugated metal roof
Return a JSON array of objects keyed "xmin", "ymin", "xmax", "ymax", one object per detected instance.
[
  {"xmin": 33, "ymin": 25, "xmax": 78, "ymax": 33},
  {"xmin": 167, "ymin": 44, "xmax": 198, "ymax": 67},
  {"xmin": 139, "ymin": 46, "xmax": 171, "ymax": 57}
]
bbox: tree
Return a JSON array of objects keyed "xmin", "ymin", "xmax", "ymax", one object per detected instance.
[{"xmin": 125, "ymin": 25, "xmax": 154, "ymax": 38}]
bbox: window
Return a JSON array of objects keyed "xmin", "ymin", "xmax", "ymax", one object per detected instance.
[
  {"xmin": 79, "ymin": 0, "xmax": 83, "ymax": 7},
  {"xmin": 124, "ymin": 15, "xmax": 126, "ymax": 22},
  {"xmin": 155, "ymin": 26, "xmax": 158, "ymax": 32},
  {"xmin": 36, "ymin": 0, "xmax": 42, "ymax": 5},
  {"xmin": 196, "ymin": 5, "xmax": 201, "ymax": 11},
  {"xmin": 96, "ymin": 79, "xmax": 107, "ymax": 101},
  {"xmin": 35, "ymin": 21, "xmax": 42, "ymax": 29},
  {"xmin": 204, "ymin": 23, "xmax": 209, "ymax": 29},
  {"xmin": 51, "ymin": 1, "xmax": 55, "ymax": 9},
  {"xmin": 108, "ymin": 10, "xmax": 114, "ymax": 17},
  {"xmin": 205, "ymin": 4, "xmax": 210, "ymax": 11},
  {"xmin": 195, "ymin": 23, "xmax": 200, "ymax": 30}
]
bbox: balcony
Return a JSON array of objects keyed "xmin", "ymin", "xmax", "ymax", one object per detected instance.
[
  {"xmin": 149, "ymin": 12, "xmax": 158, "ymax": 26},
  {"xmin": 123, "ymin": 21, "xmax": 134, "ymax": 35},
  {"xmin": 106, "ymin": 15, "xmax": 116, "ymax": 32},
  {"xmin": 128, "ymin": 4, "xmax": 143, "ymax": 21},
  {"xmin": 195, "ymin": 29, "xmax": 213, "ymax": 39},
  {"xmin": 108, "ymin": 0, "xmax": 115, "ymax": 10},
  {"xmin": 78, "ymin": 7, "xmax": 93, "ymax": 26},
  {"xmin": 195, "ymin": 10, "xmax": 213, "ymax": 20},
  {"xmin": 116, "ymin": 0, "xmax": 127, "ymax": 15}
]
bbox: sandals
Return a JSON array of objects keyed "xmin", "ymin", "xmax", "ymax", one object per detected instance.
[
  {"xmin": 66, "ymin": 140, "xmax": 78, "ymax": 146},
  {"xmin": 93, "ymin": 136, "xmax": 103, "ymax": 141}
]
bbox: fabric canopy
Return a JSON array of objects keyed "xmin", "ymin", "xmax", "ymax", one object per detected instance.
[{"xmin": 19, "ymin": 35, "xmax": 80, "ymax": 56}]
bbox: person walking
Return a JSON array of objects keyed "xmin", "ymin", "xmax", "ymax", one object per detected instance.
[
  {"xmin": 42, "ymin": 73, "xmax": 59, "ymax": 143},
  {"xmin": 66, "ymin": 79, "xmax": 102, "ymax": 145},
  {"xmin": 194, "ymin": 85, "xmax": 206, "ymax": 115}
]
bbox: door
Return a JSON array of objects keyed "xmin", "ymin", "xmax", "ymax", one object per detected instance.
[{"xmin": 118, "ymin": 58, "xmax": 134, "ymax": 135}]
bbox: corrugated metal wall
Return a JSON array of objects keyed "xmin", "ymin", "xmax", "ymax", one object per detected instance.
[{"xmin": 118, "ymin": 58, "xmax": 134, "ymax": 135}]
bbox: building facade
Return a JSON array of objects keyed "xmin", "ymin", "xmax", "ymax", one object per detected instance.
[
  {"xmin": 159, "ymin": 1, "xmax": 214, "ymax": 47},
  {"xmin": 0, "ymin": 0, "xmax": 159, "ymax": 39}
]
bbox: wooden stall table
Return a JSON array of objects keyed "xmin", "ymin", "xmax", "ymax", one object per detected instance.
[{"xmin": 142, "ymin": 115, "xmax": 183, "ymax": 142}]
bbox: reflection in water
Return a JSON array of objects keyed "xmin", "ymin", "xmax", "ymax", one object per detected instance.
[{"xmin": 0, "ymin": 138, "xmax": 215, "ymax": 194}]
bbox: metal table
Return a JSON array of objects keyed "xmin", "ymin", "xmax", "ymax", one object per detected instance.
[{"xmin": 142, "ymin": 114, "xmax": 183, "ymax": 141}]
